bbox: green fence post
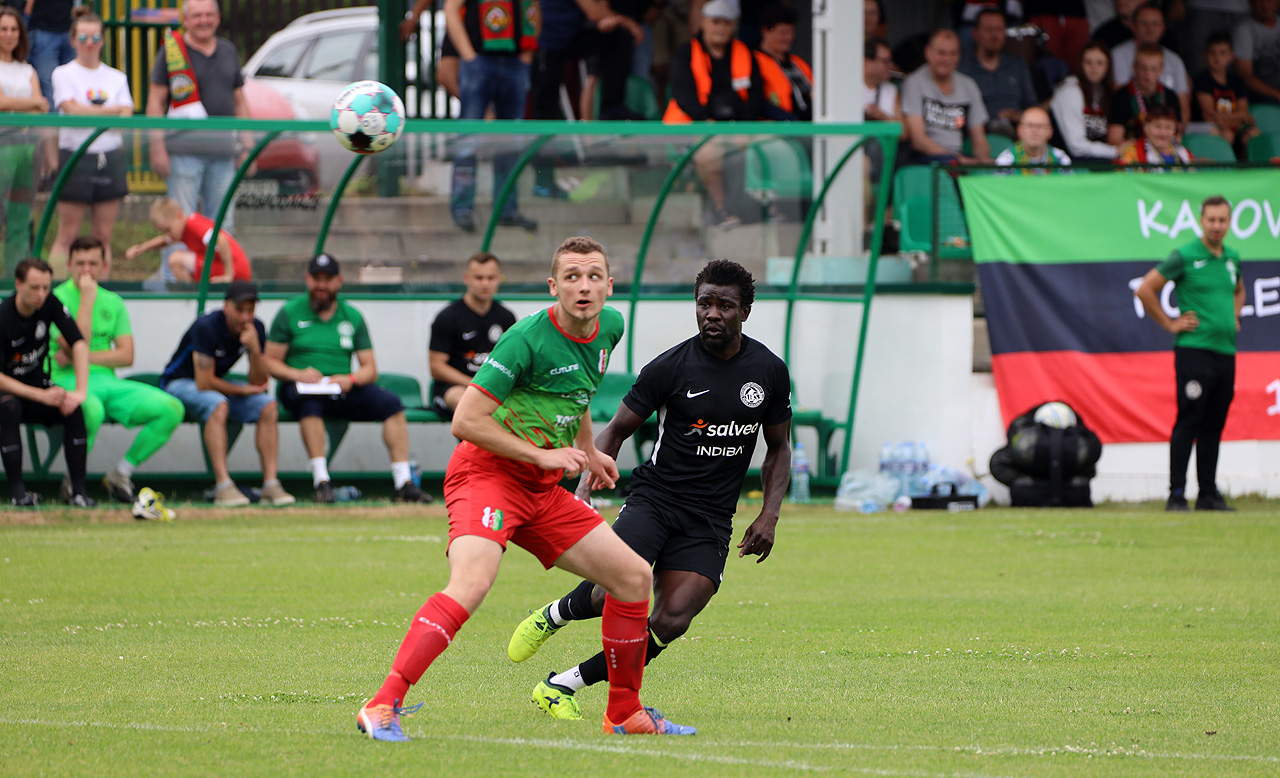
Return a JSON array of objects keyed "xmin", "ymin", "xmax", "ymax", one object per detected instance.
[
  {"xmin": 480, "ymin": 134, "xmax": 553, "ymax": 252},
  {"xmin": 315, "ymin": 154, "xmax": 369, "ymax": 256},
  {"xmin": 195, "ymin": 131, "xmax": 279, "ymax": 314},
  {"xmin": 33, "ymin": 128, "xmax": 108, "ymax": 255}
]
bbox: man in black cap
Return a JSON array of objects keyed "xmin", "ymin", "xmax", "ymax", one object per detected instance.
[
  {"xmin": 262, "ymin": 254, "xmax": 432, "ymax": 504},
  {"xmin": 0, "ymin": 258, "xmax": 95, "ymax": 507},
  {"xmin": 161, "ymin": 280, "xmax": 295, "ymax": 506}
]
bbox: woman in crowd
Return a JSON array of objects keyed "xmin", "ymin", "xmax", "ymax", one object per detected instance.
[
  {"xmin": 0, "ymin": 7, "xmax": 47, "ymax": 271},
  {"xmin": 1050, "ymin": 40, "xmax": 1119, "ymax": 162},
  {"xmin": 1117, "ymin": 103, "xmax": 1194, "ymax": 166}
]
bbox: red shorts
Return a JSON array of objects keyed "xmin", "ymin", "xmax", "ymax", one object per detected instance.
[{"xmin": 444, "ymin": 441, "xmax": 605, "ymax": 568}]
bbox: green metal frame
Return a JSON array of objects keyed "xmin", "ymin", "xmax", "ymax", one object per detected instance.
[
  {"xmin": 32, "ymin": 128, "xmax": 107, "ymax": 253},
  {"xmin": 480, "ymin": 134, "xmax": 554, "ymax": 251},
  {"xmin": 315, "ymin": 154, "xmax": 369, "ymax": 255}
]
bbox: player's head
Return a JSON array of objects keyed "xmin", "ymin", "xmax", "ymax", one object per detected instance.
[
  {"xmin": 548, "ymin": 236, "xmax": 612, "ymax": 326},
  {"xmin": 222, "ymin": 280, "xmax": 259, "ymax": 333},
  {"xmin": 306, "ymin": 253, "xmax": 343, "ymax": 314},
  {"xmin": 68, "ymin": 235, "xmax": 107, "ymax": 282},
  {"xmin": 149, "ymin": 198, "xmax": 186, "ymax": 237},
  {"xmin": 14, "ymin": 258, "xmax": 53, "ymax": 315},
  {"xmin": 464, "ymin": 252, "xmax": 502, "ymax": 305},
  {"xmin": 694, "ymin": 259, "xmax": 754, "ymax": 352},
  {"xmin": 1200, "ymin": 195, "xmax": 1231, "ymax": 245},
  {"xmin": 1016, "ymin": 106, "xmax": 1054, "ymax": 154},
  {"xmin": 1133, "ymin": 43, "xmax": 1164, "ymax": 91}
]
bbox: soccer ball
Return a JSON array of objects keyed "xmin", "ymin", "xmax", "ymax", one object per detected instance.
[
  {"xmin": 330, "ymin": 80, "xmax": 406, "ymax": 155},
  {"xmin": 1034, "ymin": 401, "xmax": 1078, "ymax": 429},
  {"xmin": 131, "ymin": 487, "xmax": 175, "ymax": 522}
]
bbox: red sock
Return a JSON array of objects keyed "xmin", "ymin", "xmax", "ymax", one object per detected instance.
[
  {"xmin": 602, "ymin": 594, "xmax": 650, "ymax": 723},
  {"xmin": 370, "ymin": 592, "xmax": 470, "ymax": 708}
]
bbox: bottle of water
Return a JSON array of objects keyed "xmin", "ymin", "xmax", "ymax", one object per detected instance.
[
  {"xmin": 408, "ymin": 453, "xmax": 421, "ymax": 488},
  {"xmin": 334, "ymin": 485, "xmax": 362, "ymax": 502},
  {"xmin": 911, "ymin": 442, "xmax": 930, "ymax": 496},
  {"xmin": 790, "ymin": 442, "xmax": 811, "ymax": 503}
]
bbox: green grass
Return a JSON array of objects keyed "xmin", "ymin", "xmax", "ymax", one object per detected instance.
[{"xmin": 2, "ymin": 501, "xmax": 1278, "ymax": 777}]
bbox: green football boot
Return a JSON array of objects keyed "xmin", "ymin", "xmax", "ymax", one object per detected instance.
[
  {"xmin": 532, "ymin": 673, "xmax": 583, "ymax": 721},
  {"xmin": 507, "ymin": 601, "xmax": 563, "ymax": 662}
]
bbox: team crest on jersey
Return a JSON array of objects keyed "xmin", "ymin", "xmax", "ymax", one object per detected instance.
[
  {"xmin": 482, "ymin": 506, "xmax": 504, "ymax": 530},
  {"xmin": 598, "ymin": 349, "xmax": 609, "ymax": 374},
  {"xmin": 488, "ymin": 323, "xmax": 505, "ymax": 343},
  {"xmin": 740, "ymin": 382, "xmax": 764, "ymax": 408},
  {"xmin": 1185, "ymin": 380, "xmax": 1203, "ymax": 400},
  {"xmin": 35, "ymin": 322, "xmax": 47, "ymax": 341}
]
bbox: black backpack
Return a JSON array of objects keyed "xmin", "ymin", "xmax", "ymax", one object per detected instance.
[{"xmin": 989, "ymin": 402, "xmax": 1103, "ymax": 507}]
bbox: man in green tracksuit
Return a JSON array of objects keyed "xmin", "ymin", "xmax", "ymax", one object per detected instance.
[
  {"xmin": 51, "ymin": 236, "xmax": 184, "ymax": 502},
  {"xmin": 1135, "ymin": 195, "xmax": 1245, "ymax": 512}
]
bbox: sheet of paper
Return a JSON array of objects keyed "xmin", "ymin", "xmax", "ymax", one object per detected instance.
[{"xmin": 296, "ymin": 381, "xmax": 342, "ymax": 395}]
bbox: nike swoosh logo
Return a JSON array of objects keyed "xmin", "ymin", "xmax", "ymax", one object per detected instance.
[
  {"xmin": 10, "ymin": 339, "xmax": 23, "ymax": 347},
  {"xmin": 462, "ymin": 331, "xmax": 478, "ymax": 340},
  {"xmin": 686, "ymin": 389, "xmax": 710, "ymax": 398},
  {"xmin": 1193, "ymin": 260, "xmax": 1207, "ymax": 269},
  {"xmin": 297, "ymin": 321, "xmax": 313, "ymax": 328}
]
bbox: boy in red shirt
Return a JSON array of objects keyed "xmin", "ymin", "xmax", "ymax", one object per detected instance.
[{"xmin": 125, "ymin": 198, "xmax": 251, "ymax": 282}]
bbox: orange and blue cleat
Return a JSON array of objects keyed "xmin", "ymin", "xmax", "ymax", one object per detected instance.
[
  {"xmin": 603, "ymin": 706, "xmax": 696, "ymax": 736},
  {"xmin": 356, "ymin": 698, "xmax": 423, "ymax": 742}
]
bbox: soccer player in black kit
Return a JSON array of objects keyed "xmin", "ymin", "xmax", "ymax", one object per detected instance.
[
  {"xmin": 427, "ymin": 252, "xmax": 517, "ymax": 416},
  {"xmin": 0, "ymin": 259, "xmax": 95, "ymax": 507},
  {"xmin": 506, "ymin": 258, "xmax": 792, "ymax": 720}
]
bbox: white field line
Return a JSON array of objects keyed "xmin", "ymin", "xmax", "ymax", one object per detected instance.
[{"xmin": 3, "ymin": 717, "xmax": 1278, "ymax": 772}]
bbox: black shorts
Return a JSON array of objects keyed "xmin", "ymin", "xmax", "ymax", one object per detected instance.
[
  {"xmin": 610, "ymin": 494, "xmax": 732, "ymax": 590},
  {"xmin": 277, "ymin": 382, "xmax": 403, "ymax": 421},
  {"xmin": 429, "ymin": 391, "xmax": 455, "ymax": 419},
  {"xmin": 58, "ymin": 148, "xmax": 128, "ymax": 204}
]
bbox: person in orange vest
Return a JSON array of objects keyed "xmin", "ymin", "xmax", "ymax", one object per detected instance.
[
  {"xmin": 664, "ymin": 0, "xmax": 767, "ymax": 227},
  {"xmin": 754, "ymin": 4, "xmax": 811, "ymax": 121}
]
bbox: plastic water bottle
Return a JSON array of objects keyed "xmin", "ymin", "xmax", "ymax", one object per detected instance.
[
  {"xmin": 334, "ymin": 485, "xmax": 362, "ymax": 502},
  {"xmin": 912, "ymin": 442, "xmax": 930, "ymax": 496},
  {"xmin": 790, "ymin": 442, "xmax": 811, "ymax": 503},
  {"xmin": 408, "ymin": 453, "xmax": 421, "ymax": 488}
]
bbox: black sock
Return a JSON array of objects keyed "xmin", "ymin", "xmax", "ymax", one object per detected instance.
[
  {"xmin": 0, "ymin": 397, "xmax": 25, "ymax": 499},
  {"xmin": 558, "ymin": 579, "xmax": 600, "ymax": 622},
  {"xmin": 64, "ymin": 409, "xmax": 88, "ymax": 495},
  {"xmin": 577, "ymin": 631, "xmax": 668, "ymax": 688}
]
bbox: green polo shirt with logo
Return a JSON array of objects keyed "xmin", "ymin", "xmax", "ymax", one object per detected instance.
[
  {"xmin": 471, "ymin": 306, "xmax": 624, "ymax": 450},
  {"xmin": 1156, "ymin": 239, "xmax": 1241, "ymax": 356},
  {"xmin": 267, "ymin": 296, "xmax": 373, "ymax": 376},
  {"xmin": 49, "ymin": 279, "xmax": 131, "ymax": 381}
]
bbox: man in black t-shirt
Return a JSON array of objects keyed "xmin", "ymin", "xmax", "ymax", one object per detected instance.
[
  {"xmin": 427, "ymin": 252, "xmax": 517, "ymax": 417},
  {"xmin": 0, "ymin": 259, "xmax": 94, "ymax": 507},
  {"xmin": 160, "ymin": 281, "xmax": 294, "ymax": 507},
  {"xmin": 506, "ymin": 259, "xmax": 793, "ymax": 721}
]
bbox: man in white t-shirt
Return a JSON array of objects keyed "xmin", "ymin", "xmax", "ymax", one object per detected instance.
[{"xmin": 1109, "ymin": 4, "xmax": 1192, "ymax": 126}]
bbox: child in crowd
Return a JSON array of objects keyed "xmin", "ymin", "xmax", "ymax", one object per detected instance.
[
  {"xmin": 1193, "ymin": 33, "xmax": 1260, "ymax": 158},
  {"xmin": 124, "ymin": 198, "xmax": 251, "ymax": 282}
]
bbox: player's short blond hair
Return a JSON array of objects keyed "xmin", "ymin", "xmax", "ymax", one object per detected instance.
[{"xmin": 551, "ymin": 236, "xmax": 609, "ymax": 276}]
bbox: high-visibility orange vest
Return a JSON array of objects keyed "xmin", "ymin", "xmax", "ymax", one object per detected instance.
[
  {"xmin": 663, "ymin": 37, "xmax": 755, "ymax": 123},
  {"xmin": 756, "ymin": 51, "xmax": 812, "ymax": 113}
]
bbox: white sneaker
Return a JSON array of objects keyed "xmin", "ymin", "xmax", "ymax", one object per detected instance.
[
  {"xmin": 213, "ymin": 483, "xmax": 251, "ymax": 507},
  {"xmin": 260, "ymin": 482, "xmax": 296, "ymax": 506}
]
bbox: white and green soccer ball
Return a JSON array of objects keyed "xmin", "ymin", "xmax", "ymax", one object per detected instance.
[{"xmin": 330, "ymin": 80, "xmax": 406, "ymax": 155}]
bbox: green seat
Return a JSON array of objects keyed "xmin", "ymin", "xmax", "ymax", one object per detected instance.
[
  {"xmin": 745, "ymin": 137, "xmax": 812, "ymax": 200},
  {"xmin": 987, "ymin": 134, "xmax": 1014, "ymax": 159},
  {"xmin": 892, "ymin": 166, "xmax": 971, "ymax": 259},
  {"xmin": 1251, "ymin": 103, "xmax": 1280, "ymax": 133},
  {"xmin": 896, "ymin": 195, "xmax": 934, "ymax": 254},
  {"xmin": 1182, "ymin": 132, "xmax": 1236, "ymax": 163},
  {"xmin": 593, "ymin": 74, "xmax": 661, "ymax": 121},
  {"xmin": 791, "ymin": 408, "xmax": 841, "ymax": 483},
  {"xmin": 1247, "ymin": 131, "xmax": 1280, "ymax": 162},
  {"xmin": 590, "ymin": 372, "xmax": 656, "ymax": 468}
]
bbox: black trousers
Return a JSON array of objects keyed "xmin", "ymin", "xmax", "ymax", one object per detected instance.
[
  {"xmin": 529, "ymin": 28, "xmax": 634, "ymax": 120},
  {"xmin": 1169, "ymin": 346, "xmax": 1236, "ymax": 495},
  {"xmin": 0, "ymin": 392, "xmax": 88, "ymax": 499}
]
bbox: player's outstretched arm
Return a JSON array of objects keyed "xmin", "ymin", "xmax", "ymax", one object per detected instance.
[
  {"xmin": 453, "ymin": 386, "xmax": 590, "ymax": 476},
  {"xmin": 576, "ymin": 411, "xmax": 618, "ymax": 492},
  {"xmin": 738, "ymin": 420, "xmax": 791, "ymax": 563},
  {"xmin": 575, "ymin": 402, "xmax": 645, "ymax": 497}
]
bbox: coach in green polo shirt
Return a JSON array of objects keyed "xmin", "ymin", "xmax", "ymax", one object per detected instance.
[
  {"xmin": 1135, "ymin": 195, "xmax": 1245, "ymax": 513},
  {"xmin": 50, "ymin": 236, "xmax": 185, "ymax": 503},
  {"xmin": 263, "ymin": 253, "xmax": 432, "ymax": 505}
]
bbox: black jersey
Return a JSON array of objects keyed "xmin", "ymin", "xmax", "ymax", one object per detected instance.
[
  {"xmin": 0, "ymin": 294, "xmax": 82, "ymax": 388},
  {"xmin": 428, "ymin": 298, "xmax": 517, "ymax": 401},
  {"xmin": 624, "ymin": 335, "xmax": 791, "ymax": 517}
]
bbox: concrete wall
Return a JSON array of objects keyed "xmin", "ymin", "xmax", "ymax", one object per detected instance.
[{"xmin": 64, "ymin": 294, "xmax": 1279, "ymax": 502}]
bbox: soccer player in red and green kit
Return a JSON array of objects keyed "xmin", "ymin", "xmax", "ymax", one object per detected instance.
[{"xmin": 356, "ymin": 236, "xmax": 695, "ymax": 741}]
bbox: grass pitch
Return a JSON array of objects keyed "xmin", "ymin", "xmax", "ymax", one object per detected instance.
[{"xmin": 2, "ymin": 499, "xmax": 1278, "ymax": 778}]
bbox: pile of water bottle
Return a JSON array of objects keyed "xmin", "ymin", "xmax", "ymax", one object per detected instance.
[
  {"xmin": 880, "ymin": 441, "xmax": 931, "ymax": 501},
  {"xmin": 831, "ymin": 441, "xmax": 931, "ymax": 513}
]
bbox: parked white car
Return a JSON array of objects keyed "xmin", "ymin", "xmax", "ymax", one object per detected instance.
[{"xmin": 242, "ymin": 6, "xmax": 455, "ymax": 121}]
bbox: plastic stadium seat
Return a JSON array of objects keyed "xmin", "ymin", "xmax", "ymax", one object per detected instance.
[
  {"xmin": 746, "ymin": 138, "xmax": 812, "ymax": 200},
  {"xmin": 896, "ymin": 195, "xmax": 935, "ymax": 254},
  {"xmin": 1182, "ymin": 133, "xmax": 1236, "ymax": 163},
  {"xmin": 892, "ymin": 165, "xmax": 971, "ymax": 258},
  {"xmin": 591, "ymin": 372, "xmax": 635, "ymax": 422},
  {"xmin": 593, "ymin": 75, "xmax": 661, "ymax": 121},
  {"xmin": 987, "ymin": 134, "xmax": 1015, "ymax": 159},
  {"xmin": 1247, "ymin": 131, "xmax": 1280, "ymax": 163},
  {"xmin": 1250, "ymin": 103, "xmax": 1280, "ymax": 133}
]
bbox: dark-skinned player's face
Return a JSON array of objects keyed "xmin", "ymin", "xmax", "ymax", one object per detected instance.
[{"xmin": 695, "ymin": 283, "xmax": 749, "ymax": 350}]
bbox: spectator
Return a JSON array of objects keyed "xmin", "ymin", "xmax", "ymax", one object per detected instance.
[
  {"xmin": 124, "ymin": 198, "xmax": 251, "ymax": 283},
  {"xmin": 1234, "ymin": 0, "xmax": 1280, "ymax": 104},
  {"xmin": 1110, "ymin": 4, "xmax": 1192, "ymax": 125},
  {"xmin": 531, "ymin": 0, "xmax": 642, "ymax": 122},
  {"xmin": 755, "ymin": 4, "xmax": 812, "ymax": 121},
  {"xmin": 1194, "ymin": 32, "xmax": 1261, "ymax": 152},
  {"xmin": 690, "ymin": 0, "xmax": 764, "ymax": 49},
  {"xmin": 866, "ymin": 0, "xmax": 889, "ymax": 41},
  {"xmin": 0, "ymin": 7, "xmax": 47, "ymax": 271},
  {"xmin": 402, "ymin": 0, "xmax": 460, "ymax": 99},
  {"xmin": 444, "ymin": 0, "xmax": 539, "ymax": 233},
  {"xmin": 263, "ymin": 253, "xmax": 434, "ymax": 505},
  {"xmin": 865, "ymin": 37, "xmax": 903, "ymax": 125},
  {"xmin": 1051, "ymin": 40, "xmax": 1121, "ymax": 160},
  {"xmin": 1108, "ymin": 42, "xmax": 1181, "ymax": 142},
  {"xmin": 160, "ymin": 281, "xmax": 295, "ymax": 507},
  {"xmin": 1093, "ymin": 0, "xmax": 1143, "ymax": 50},
  {"xmin": 0, "ymin": 258, "xmax": 93, "ymax": 507},
  {"xmin": 1117, "ymin": 102, "xmax": 1195, "ymax": 162},
  {"xmin": 49, "ymin": 236, "xmax": 184, "ymax": 504},
  {"xmin": 650, "ymin": 0, "xmax": 692, "ymax": 108},
  {"xmin": 902, "ymin": 29, "xmax": 993, "ymax": 163},
  {"xmin": 959, "ymin": 8, "xmax": 1039, "ymax": 137},
  {"xmin": 1025, "ymin": 0, "xmax": 1092, "ymax": 66},
  {"xmin": 995, "ymin": 105, "xmax": 1074, "ymax": 169},
  {"xmin": 146, "ymin": 0, "xmax": 252, "ymax": 284},
  {"xmin": 1181, "ymin": 1, "xmax": 1251, "ymax": 76},
  {"xmin": 428, "ymin": 252, "xmax": 517, "ymax": 416},
  {"xmin": 48, "ymin": 7, "xmax": 132, "ymax": 277},
  {"xmin": 24, "ymin": 0, "xmax": 72, "ymax": 116},
  {"xmin": 663, "ymin": 0, "xmax": 767, "ymax": 227}
]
